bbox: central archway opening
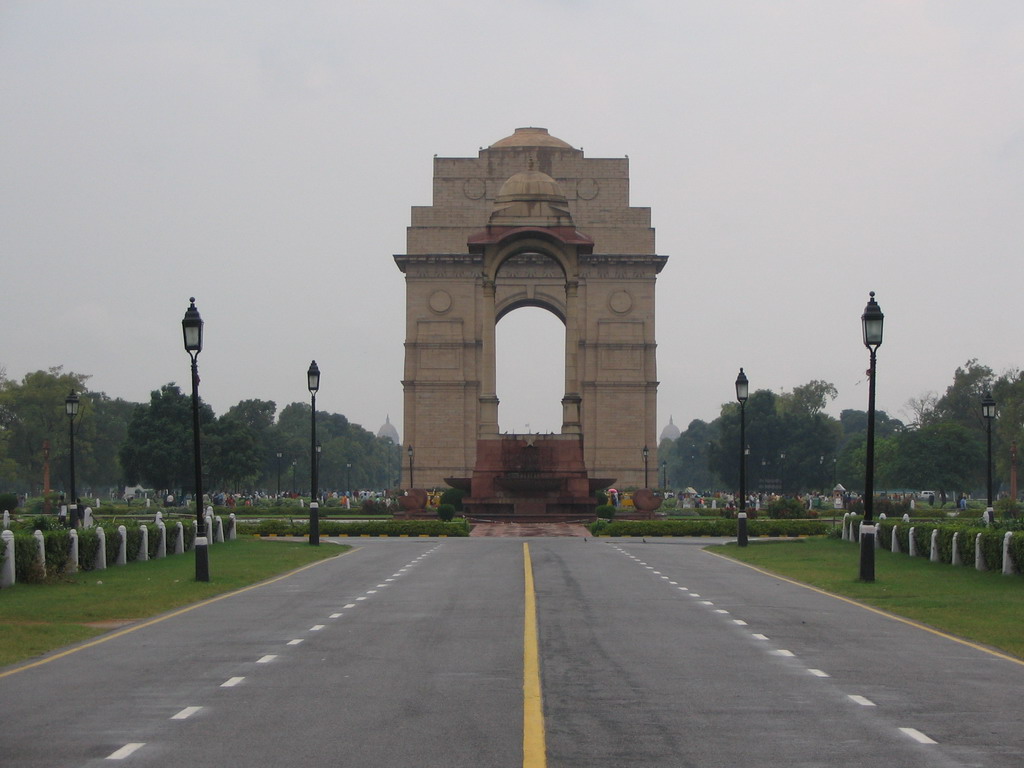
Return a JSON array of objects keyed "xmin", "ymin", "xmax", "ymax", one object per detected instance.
[{"xmin": 496, "ymin": 306, "xmax": 564, "ymax": 434}]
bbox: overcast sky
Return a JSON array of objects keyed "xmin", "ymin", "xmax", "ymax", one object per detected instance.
[{"xmin": 3, "ymin": 1, "xmax": 1022, "ymax": 442}]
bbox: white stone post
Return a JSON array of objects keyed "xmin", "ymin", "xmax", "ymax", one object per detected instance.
[
  {"xmin": 94, "ymin": 526, "xmax": 107, "ymax": 570},
  {"xmin": 204, "ymin": 510, "xmax": 213, "ymax": 544},
  {"xmin": 174, "ymin": 522, "xmax": 184, "ymax": 554},
  {"xmin": 951, "ymin": 532, "xmax": 962, "ymax": 566},
  {"xmin": 1002, "ymin": 532, "xmax": 1016, "ymax": 575},
  {"xmin": 2, "ymin": 510, "xmax": 9, "ymax": 529},
  {"xmin": 33, "ymin": 530, "xmax": 46, "ymax": 575},
  {"xmin": 842, "ymin": 513, "xmax": 849, "ymax": 541},
  {"xmin": 214, "ymin": 516, "xmax": 224, "ymax": 543},
  {"xmin": 908, "ymin": 527, "xmax": 918, "ymax": 557},
  {"xmin": 156, "ymin": 521, "xmax": 167, "ymax": 559},
  {"xmin": 155, "ymin": 510, "xmax": 163, "ymax": 525},
  {"xmin": 890, "ymin": 527, "xmax": 900, "ymax": 553},
  {"xmin": 68, "ymin": 529, "xmax": 79, "ymax": 574},
  {"xmin": 146, "ymin": 497, "xmax": 151, "ymax": 508},
  {"xmin": 902, "ymin": 513, "xmax": 910, "ymax": 523},
  {"xmin": 228, "ymin": 513, "xmax": 237, "ymax": 540},
  {"xmin": 83, "ymin": 507, "xmax": 94, "ymax": 527},
  {"xmin": 115, "ymin": 525, "xmax": 127, "ymax": 566},
  {"xmin": 2, "ymin": 529, "xmax": 15, "ymax": 587},
  {"xmin": 930, "ymin": 529, "xmax": 940, "ymax": 562},
  {"xmin": 975, "ymin": 532, "xmax": 987, "ymax": 571},
  {"xmin": 95, "ymin": 497, "xmax": 100, "ymax": 508},
  {"xmin": 138, "ymin": 524, "xmax": 149, "ymax": 561}
]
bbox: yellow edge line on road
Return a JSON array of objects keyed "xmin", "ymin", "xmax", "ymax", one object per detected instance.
[
  {"xmin": 704, "ymin": 548, "xmax": 1024, "ymax": 667},
  {"xmin": 523, "ymin": 542, "xmax": 547, "ymax": 768},
  {"xmin": 0, "ymin": 547, "xmax": 359, "ymax": 680}
]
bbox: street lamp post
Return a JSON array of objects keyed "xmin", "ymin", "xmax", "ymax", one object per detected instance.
[
  {"xmin": 407, "ymin": 445, "xmax": 414, "ymax": 489},
  {"xmin": 65, "ymin": 391, "xmax": 80, "ymax": 528},
  {"xmin": 346, "ymin": 462, "xmax": 352, "ymax": 500},
  {"xmin": 291, "ymin": 459, "xmax": 297, "ymax": 495},
  {"xmin": 860, "ymin": 291, "xmax": 884, "ymax": 582},
  {"xmin": 181, "ymin": 298, "xmax": 209, "ymax": 582},
  {"xmin": 661, "ymin": 460, "xmax": 667, "ymax": 491},
  {"xmin": 276, "ymin": 451, "xmax": 282, "ymax": 497},
  {"xmin": 779, "ymin": 452, "xmax": 786, "ymax": 496},
  {"xmin": 736, "ymin": 368, "xmax": 749, "ymax": 547},
  {"xmin": 307, "ymin": 361, "xmax": 320, "ymax": 546},
  {"xmin": 982, "ymin": 392, "xmax": 996, "ymax": 524},
  {"xmin": 642, "ymin": 445, "xmax": 649, "ymax": 489}
]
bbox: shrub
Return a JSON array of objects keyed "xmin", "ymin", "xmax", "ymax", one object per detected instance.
[
  {"xmin": 595, "ymin": 504, "xmax": 616, "ymax": 519},
  {"xmin": 437, "ymin": 504, "xmax": 456, "ymax": 522},
  {"xmin": 595, "ymin": 491, "xmax": 608, "ymax": 507},
  {"xmin": 440, "ymin": 488, "xmax": 466, "ymax": 511},
  {"xmin": 765, "ymin": 497, "xmax": 806, "ymax": 520},
  {"xmin": 996, "ymin": 498, "xmax": 1021, "ymax": 519},
  {"xmin": 0, "ymin": 492, "xmax": 19, "ymax": 513}
]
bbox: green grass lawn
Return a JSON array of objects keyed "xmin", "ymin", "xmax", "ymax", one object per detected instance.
[
  {"xmin": 0, "ymin": 538, "xmax": 348, "ymax": 669},
  {"xmin": 709, "ymin": 538, "xmax": 1024, "ymax": 660}
]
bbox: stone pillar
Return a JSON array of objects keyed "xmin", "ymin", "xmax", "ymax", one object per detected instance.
[
  {"xmin": 214, "ymin": 516, "xmax": 224, "ymax": 543},
  {"xmin": 975, "ymin": 533, "xmax": 986, "ymax": 571},
  {"xmin": 33, "ymin": 530, "xmax": 46, "ymax": 575},
  {"xmin": 2, "ymin": 510, "xmax": 9, "ymax": 529},
  {"xmin": 930, "ymin": 529, "xmax": 940, "ymax": 562},
  {"xmin": 116, "ymin": 525, "xmax": 127, "ymax": 565},
  {"xmin": 1, "ymin": 529, "xmax": 14, "ymax": 587},
  {"xmin": 228, "ymin": 513, "xmax": 237, "ymax": 541},
  {"xmin": 156, "ymin": 521, "xmax": 167, "ymax": 559},
  {"xmin": 1002, "ymin": 532, "xmax": 1016, "ymax": 575},
  {"xmin": 891, "ymin": 528, "xmax": 900, "ymax": 554},
  {"xmin": 561, "ymin": 279, "xmax": 582, "ymax": 434},
  {"xmin": 478, "ymin": 278, "xmax": 499, "ymax": 438},
  {"xmin": 174, "ymin": 522, "xmax": 184, "ymax": 555},
  {"xmin": 68, "ymin": 528, "xmax": 79, "ymax": 574},
  {"xmin": 951, "ymin": 532, "xmax": 961, "ymax": 565},
  {"xmin": 908, "ymin": 527, "xmax": 918, "ymax": 557},
  {"xmin": 138, "ymin": 524, "xmax": 149, "ymax": 561},
  {"xmin": 94, "ymin": 526, "xmax": 107, "ymax": 570}
]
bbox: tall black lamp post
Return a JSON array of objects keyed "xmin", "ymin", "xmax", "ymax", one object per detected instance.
[
  {"xmin": 407, "ymin": 445, "xmax": 414, "ymax": 489},
  {"xmin": 291, "ymin": 459, "xmax": 297, "ymax": 495},
  {"xmin": 276, "ymin": 451, "xmax": 282, "ymax": 497},
  {"xmin": 661, "ymin": 460, "xmax": 667, "ymax": 491},
  {"xmin": 65, "ymin": 390, "xmax": 80, "ymax": 528},
  {"xmin": 307, "ymin": 361, "xmax": 320, "ymax": 546},
  {"xmin": 642, "ymin": 445, "xmax": 650, "ymax": 489},
  {"xmin": 982, "ymin": 391, "xmax": 996, "ymax": 524},
  {"xmin": 860, "ymin": 291, "xmax": 884, "ymax": 582},
  {"xmin": 182, "ymin": 298, "xmax": 209, "ymax": 582},
  {"xmin": 779, "ymin": 451, "xmax": 786, "ymax": 496},
  {"xmin": 736, "ymin": 368, "xmax": 749, "ymax": 547},
  {"xmin": 346, "ymin": 462, "xmax": 352, "ymax": 499}
]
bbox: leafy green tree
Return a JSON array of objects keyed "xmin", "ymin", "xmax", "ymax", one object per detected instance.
[
  {"xmin": 885, "ymin": 423, "xmax": 984, "ymax": 502},
  {"xmin": 0, "ymin": 367, "xmax": 90, "ymax": 493},
  {"xmin": 206, "ymin": 416, "xmax": 262, "ymax": 491},
  {"xmin": 933, "ymin": 359, "xmax": 995, "ymax": 431},
  {"xmin": 119, "ymin": 384, "xmax": 214, "ymax": 492}
]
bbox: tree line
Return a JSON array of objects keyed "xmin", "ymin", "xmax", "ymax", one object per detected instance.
[
  {"xmin": 0, "ymin": 368, "xmax": 401, "ymax": 498},
  {"xmin": 661, "ymin": 360, "xmax": 1023, "ymax": 504}
]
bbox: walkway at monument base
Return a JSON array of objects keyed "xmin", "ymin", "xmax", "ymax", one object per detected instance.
[{"xmin": 468, "ymin": 522, "xmax": 590, "ymax": 537}]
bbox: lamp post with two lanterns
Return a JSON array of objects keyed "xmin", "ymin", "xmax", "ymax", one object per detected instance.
[{"xmin": 181, "ymin": 298, "xmax": 210, "ymax": 582}]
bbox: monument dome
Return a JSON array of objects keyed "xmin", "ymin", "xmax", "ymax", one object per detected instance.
[
  {"xmin": 489, "ymin": 127, "xmax": 574, "ymax": 150},
  {"xmin": 377, "ymin": 414, "xmax": 400, "ymax": 444}
]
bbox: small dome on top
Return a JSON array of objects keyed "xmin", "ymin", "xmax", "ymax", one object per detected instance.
[
  {"xmin": 377, "ymin": 415, "xmax": 400, "ymax": 444},
  {"xmin": 490, "ymin": 127, "xmax": 574, "ymax": 150},
  {"xmin": 660, "ymin": 415, "xmax": 681, "ymax": 442},
  {"xmin": 496, "ymin": 169, "xmax": 567, "ymax": 203}
]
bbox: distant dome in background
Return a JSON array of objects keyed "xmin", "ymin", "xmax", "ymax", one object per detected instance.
[
  {"xmin": 377, "ymin": 414, "xmax": 400, "ymax": 444},
  {"xmin": 660, "ymin": 415, "xmax": 681, "ymax": 442},
  {"xmin": 489, "ymin": 127, "xmax": 575, "ymax": 150}
]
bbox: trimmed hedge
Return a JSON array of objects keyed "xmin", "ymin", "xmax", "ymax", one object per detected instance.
[
  {"xmin": 588, "ymin": 519, "xmax": 829, "ymax": 537},
  {"xmin": 240, "ymin": 519, "xmax": 470, "ymax": 537}
]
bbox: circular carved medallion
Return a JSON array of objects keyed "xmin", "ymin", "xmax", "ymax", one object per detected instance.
[
  {"xmin": 608, "ymin": 290, "xmax": 633, "ymax": 314},
  {"xmin": 463, "ymin": 178, "xmax": 486, "ymax": 200},
  {"xmin": 428, "ymin": 290, "xmax": 453, "ymax": 314},
  {"xmin": 577, "ymin": 178, "xmax": 599, "ymax": 200}
]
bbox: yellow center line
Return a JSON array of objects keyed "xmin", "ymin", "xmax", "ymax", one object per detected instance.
[
  {"xmin": 523, "ymin": 542, "xmax": 547, "ymax": 768},
  {"xmin": 0, "ymin": 547, "xmax": 359, "ymax": 680}
]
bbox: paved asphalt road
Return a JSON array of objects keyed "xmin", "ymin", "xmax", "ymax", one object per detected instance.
[{"xmin": 2, "ymin": 537, "xmax": 1023, "ymax": 767}]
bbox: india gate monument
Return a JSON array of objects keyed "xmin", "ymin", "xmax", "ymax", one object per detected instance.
[{"xmin": 395, "ymin": 127, "xmax": 668, "ymax": 520}]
